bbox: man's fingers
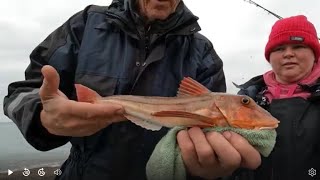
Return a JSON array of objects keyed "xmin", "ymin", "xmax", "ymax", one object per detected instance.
[
  {"xmin": 40, "ymin": 65, "xmax": 60, "ymax": 100},
  {"xmin": 206, "ymin": 131, "xmax": 241, "ymax": 170},
  {"xmin": 225, "ymin": 131, "xmax": 261, "ymax": 169},
  {"xmin": 188, "ymin": 127, "xmax": 217, "ymax": 167},
  {"xmin": 177, "ymin": 130, "xmax": 201, "ymax": 172}
]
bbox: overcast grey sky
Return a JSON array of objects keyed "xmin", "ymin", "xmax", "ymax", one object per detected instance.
[{"xmin": 0, "ymin": 0, "xmax": 319, "ymax": 122}]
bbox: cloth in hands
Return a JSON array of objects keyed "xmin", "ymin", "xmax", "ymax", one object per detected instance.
[{"xmin": 146, "ymin": 126, "xmax": 277, "ymax": 180}]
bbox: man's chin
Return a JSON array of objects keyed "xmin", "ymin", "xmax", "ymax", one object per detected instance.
[{"xmin": 147, "ymin": 11, "xmax": 171, "ymax": 21}]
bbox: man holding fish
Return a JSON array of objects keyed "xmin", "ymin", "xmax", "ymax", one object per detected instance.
[{"xmin": 3, "ymin": 0, "xmax": 262, "ymax": 179}]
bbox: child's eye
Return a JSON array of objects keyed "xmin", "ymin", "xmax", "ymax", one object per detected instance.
[
  {"xmin": 272, "ymin": 46, "xmax": 285, "ymax": 52},
  {"xmin": 292, "ymin": 44, "xmax": 307, "ymax": 49}
]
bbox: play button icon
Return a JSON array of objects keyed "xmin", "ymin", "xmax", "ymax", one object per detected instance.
[{"xmin": 8, "ymin": 169, "xmax": 13, "ymax": 176}]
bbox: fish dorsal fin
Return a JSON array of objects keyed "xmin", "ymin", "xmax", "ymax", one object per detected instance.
[
  {"xmin": 152, "ymin": 110, "xmax": 215, "ymax": 126},
  {"xmin": 177, "ymin": 77, "xmax": 211, "ymax": 97},
  {"xmin": 124, "ymin": 115, "xmax": 162, "ymax": 131}
]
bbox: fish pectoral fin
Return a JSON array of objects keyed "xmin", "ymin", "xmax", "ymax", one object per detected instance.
[
  {"xmin": 177, "ymin": 77, "xmax": 211, "ymax": 97},
  {"xmin": 152, "ymin": 111, "xmax": 215, "ymax": 126},
  {"xmin": 124, "ymin": 115, "xmax": 162, "ymax": 131}
]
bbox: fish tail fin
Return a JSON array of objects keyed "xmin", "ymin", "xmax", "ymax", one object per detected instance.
[{"xmin": 74, "ymin": 84, "xmax": 101, "ymax": 103}]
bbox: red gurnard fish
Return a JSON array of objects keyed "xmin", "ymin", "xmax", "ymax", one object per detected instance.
[{"xmin": 75, "ymin": 77, "xmax": 279, "ymax": 131}]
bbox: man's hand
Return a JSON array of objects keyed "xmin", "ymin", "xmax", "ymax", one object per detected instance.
[
  {"xmin": 177, "ymin": 127, "xmax": 261, "ymax": 179},
  {"xmin": 39, "ymin": 65, "xmax": 125, "ymax": 137}
]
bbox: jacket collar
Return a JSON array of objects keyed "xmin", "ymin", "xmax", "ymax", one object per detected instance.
[
  {"xmin": 237, "ymin": 75, "xmax": 320, "ymax": 102},
  {"xmin": 236, "ymin": 75, "xmax": 265, "ymax": 90}
]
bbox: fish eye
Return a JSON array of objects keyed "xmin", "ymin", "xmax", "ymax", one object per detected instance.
[{"xmin": 241, "ymin": 97, "xmax": 250, "ymax": 105}]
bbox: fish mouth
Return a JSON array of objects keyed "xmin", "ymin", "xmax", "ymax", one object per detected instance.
[
  {"xmin": 228, "ymin": 119, "xmax": 279, "ymax": 130},
  {"xmin": 257, "ymin": 120, "xmax": 279, "ymax": 130}
]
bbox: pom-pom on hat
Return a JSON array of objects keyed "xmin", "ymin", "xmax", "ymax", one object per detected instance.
[{"xmin": 265, "ymin": 15, "xmax": 320, "ymax": 61}]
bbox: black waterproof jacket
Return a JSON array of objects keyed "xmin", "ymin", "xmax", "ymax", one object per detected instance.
[
  {"xmin": 3, "ymin": 1, "xmax": 226, "ymax": 179},
  {"xmin": 224, "ymin": 75, "xmax": 320, "ymax": 180}
]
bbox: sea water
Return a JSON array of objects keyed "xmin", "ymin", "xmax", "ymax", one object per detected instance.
[{"xmin": 0, "ymin": 122, "xmax": 70, "ymax": 173}]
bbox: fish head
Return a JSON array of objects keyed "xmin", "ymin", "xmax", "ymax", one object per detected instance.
[{"xmin": 212, "ymin": 93, "xmax": 279, "ymax": 130}]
